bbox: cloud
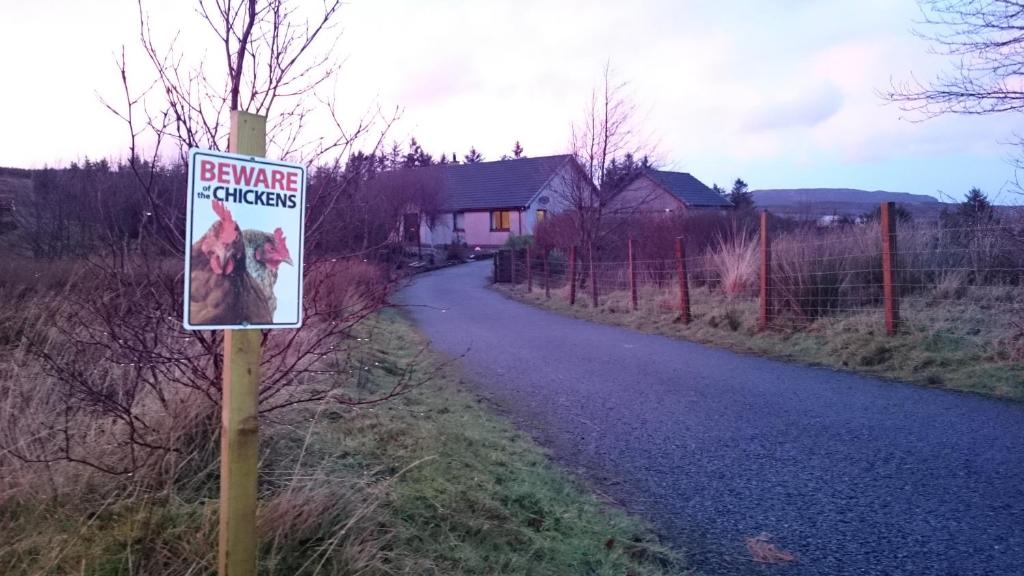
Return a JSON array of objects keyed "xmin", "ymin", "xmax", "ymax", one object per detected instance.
[
  {"xmin": 398, "ymin": 58, "xmax": 480, "ymax": 106},
  {"xmin": 0, "ymin": 0, "xmax": 1014, "ymax": 197},
  {"xmin": 743, "ymin": 82, "xmax": 844, "ymax": 132}
]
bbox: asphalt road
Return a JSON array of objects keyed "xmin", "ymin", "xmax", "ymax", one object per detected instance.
[{"xmin": 398, "ymin": 261, "xmax": 1024, "ymax": 576}]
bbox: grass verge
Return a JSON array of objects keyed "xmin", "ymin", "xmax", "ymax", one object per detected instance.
[
  {"xmin": 1, "ymin": 310, "xmax": 681, "ymax": 575},
  {"xmin": 495, "ymin": 284, "xmax": 1024, "ymax": 401}
]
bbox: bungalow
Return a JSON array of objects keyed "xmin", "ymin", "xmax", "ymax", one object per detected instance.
[
  {"xmin": 405, "ymin": 159, "xmax": 729, "ymax": 250},
  {"xmin": 412, "ymin": 154, "xmax": 582, "ymax": 249},
  {"xmin": 615, "ymin": 169, "xmax": 732, "ymax": 212}
]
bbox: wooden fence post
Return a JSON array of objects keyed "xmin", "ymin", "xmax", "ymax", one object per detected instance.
[
  {"xmin": 881, "ymin": 201, "xmax": 899, "ymax": 336},
  {"xmin": 759, "ymin": 210, "xmax": 772, "ymax": 329},
  {"xmin": 526, "ymin": 245, "xmax": 533, "ymax": 293},
  {"xmin": 628, "ymin": 236, "xmax": 638, "ymax": 311},
  {"xmin": 675, "ymin": 236, "xmax": 691, "ymax": 324},
  {"xmin": 589, "ymin": 244, "xmax": 598, "ymax": 307},
  {"xmin": 569, "ymin": 245, "xmax": 577, "ymax": 305},
  {"xmin": 544, "ymin": 249, "xmax": 551, "ymax": 299},
  {"xmin": 220, "ymin": 110, "xmax": 264, "ymax": 576}
]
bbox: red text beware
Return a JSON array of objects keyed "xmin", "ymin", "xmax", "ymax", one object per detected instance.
[{"xmin": 199, "ymin": 159, "xmax": 299, "ymax": 193}]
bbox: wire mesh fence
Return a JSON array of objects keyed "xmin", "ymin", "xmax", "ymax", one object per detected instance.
[{"xmin": 495, "ymin": 209, "xmax": 1024, "ymax": 355}]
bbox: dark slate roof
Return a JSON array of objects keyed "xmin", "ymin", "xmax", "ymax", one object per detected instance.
[
  {"xmin": 644, "ymin": 170, "xmax": 732, "ymax": 207},
  {"xmin": 434, "ymin": 155, "xmax": 572, "ymax": 211}
]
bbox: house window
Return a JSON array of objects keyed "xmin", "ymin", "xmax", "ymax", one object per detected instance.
[
  {"xmin": 490, "ymin": 210, "xmax": 512, "ymax": 231},
  {"xmin": 536, "ymin": 209, "xmax": 547, "ymax": 223},
  {"xmin": 453, "ymin": 211, "xmax": 465, "ymax": 232}
]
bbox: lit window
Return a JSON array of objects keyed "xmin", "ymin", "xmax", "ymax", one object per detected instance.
[
  {"xmin": 490, "ymin": 210, "xmax": 511, "ymax": 231},
  {"xmin": 536, "ymin": 209, "xmax": 547, "ymax": 223}
]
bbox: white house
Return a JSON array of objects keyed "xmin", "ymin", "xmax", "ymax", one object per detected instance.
[
  {"xmin": 401, "ymin": 159, "xmax": 730, "ymax": 250},
  {"xmin": 408, "ymin": 155, "xmax": 582, "ymax": 249}
]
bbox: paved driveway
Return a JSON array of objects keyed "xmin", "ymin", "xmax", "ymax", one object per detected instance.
[{"xmin": 398, "ymin": 261, "xmax": 1024, "ymax": 576}]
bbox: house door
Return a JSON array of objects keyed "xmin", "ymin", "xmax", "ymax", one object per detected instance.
[{"xmin": 403, "ymin": 213, "xmax": 420, "ymax": 244}]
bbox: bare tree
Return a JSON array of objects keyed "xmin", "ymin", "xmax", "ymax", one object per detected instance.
[
  {"xmin": 134, "ymin": 0, "xmax": 353, "ymax": 158},
  {"xmin": 6, "ymin": 0, "xmax": 423, "ymax": 478},
  {"xmin": 99, "ymin": 0, "xmax": 398, "ymax": 258},
  {"xmin": 884, "ymin": 0, "xmax": 1024, "ymax": 190},
  {"xmin": 308, "ymin": 162, "xmax": 443, "ymax": 260},
  {"xmin": 885, "ymin": 0, "xmax": 1024, "ymax": 117},
  {"xmin": 555, "ymin": 64, "xmax": 659, "ymax": 300}
]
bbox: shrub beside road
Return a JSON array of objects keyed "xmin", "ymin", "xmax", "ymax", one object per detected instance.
[{"xmin": 1, "ymin": 310, "xmax": 679, "ymax": 575}]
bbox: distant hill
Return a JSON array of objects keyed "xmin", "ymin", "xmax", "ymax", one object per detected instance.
[
  {"xmin": 753, "ymin": 188, "xmax": 940, "ymax": 206},
  {"xmin": 750, "ymin": 188, "xmax": 948, "ymax": 220}
]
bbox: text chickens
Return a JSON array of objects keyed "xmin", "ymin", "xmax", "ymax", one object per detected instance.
[{"xmin": 212, "ymin": 186, "xmax": 299, "ymax": 208}]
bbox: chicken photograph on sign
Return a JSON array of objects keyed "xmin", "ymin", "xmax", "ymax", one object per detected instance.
[{"xmin": 184, "ymin": 148, "xmax": 306, "ymax": 330}]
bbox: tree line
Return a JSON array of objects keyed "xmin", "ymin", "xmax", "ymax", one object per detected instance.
[
  {"xmin": 6, "ymin": 136, "xmax": 661, "ymax": 261},
  {"xmin": 351, "ymin": 137, "xmax": 527, "ymax": 170}
]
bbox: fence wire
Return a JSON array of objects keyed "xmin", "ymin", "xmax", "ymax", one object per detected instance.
[{"xmin": 495, "ymin": 223, "xmax": 1024, "ymax": 352}]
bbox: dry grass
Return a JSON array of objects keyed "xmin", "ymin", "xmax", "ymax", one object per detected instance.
[
  {"xmin": 0, "ymin": 259, "xmax": 393, "ymax": 574},
  {"xmin": 772, "ymin": 224, "xmax": 881, "ymax": 320},
  {"xmin": 0, "ymin": 262, "xmax": 680, "ymax": 575},
  {"xmin": 709, "ymin": 231, "xmax": 758, "ymax": 298}
]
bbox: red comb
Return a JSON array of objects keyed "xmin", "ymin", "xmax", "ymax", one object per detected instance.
[
  {"xmin": 212, "ymin": 200, "xmax": 233, "ymax": 223},
  {"xmin": 212, "ymin": 200, "xmax": 237, "ymax": 243},
  {"xmin": 272, "ymin": 227, "xmax": 291, "ymax": 259}
]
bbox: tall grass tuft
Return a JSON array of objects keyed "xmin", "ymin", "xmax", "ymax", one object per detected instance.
[
  {"xmin": 772, "ymin": 224, "xmax": 881, "ymax": 321},
  {"xmin": 710, "ymin": 230, "xmax": 758, "ymax": 299}
]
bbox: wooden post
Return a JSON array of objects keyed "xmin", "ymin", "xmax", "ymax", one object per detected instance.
[
  {"xmin": 544, "ymin": 249, "xmax": 551, "ymax": 299},
  {"xmin": 759, "ymin": 210, "xmax": 772, "ymax": 330},
  {"xmin": 526, "ymin": 245, "xmax": 533, "ymax": 293},
  {"xmin": 628, "ymin": 236, "xmax": 638, "ymax": 311},
  {"xmin": 568, "ymin": 245, "xmax": 577, "ymax": 305},
  {"xmin": 220, "ymin": 110, "xmax": 264, "ymax": 576},
  {"xmin": 589, "ymin": 244, "xmax": 598, "ymax": 308},
  {"xmin": 881, "ymin": 201, "xmax": 899, "ymax": 336},
  {"xmin": 675, "ymin": 236, "xmax": 691, "ymax": 324}
]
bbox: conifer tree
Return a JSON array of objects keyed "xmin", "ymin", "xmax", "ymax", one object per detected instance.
[
  {"xmin": 464, "ymin": 147, "xmax": 483, "ymax": 163},
  {"xmin": 728, "ymin": 178, "xmax": 755, "ymax": 209}
]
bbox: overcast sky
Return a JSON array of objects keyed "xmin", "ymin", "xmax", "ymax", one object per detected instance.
[{"xmin": 2, "ymin": 0, "xmax": 1021, "ymax": 202}]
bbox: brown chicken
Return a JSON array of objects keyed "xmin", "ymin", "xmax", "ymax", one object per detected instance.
[
  {"xmin": 239, "ymin": 227, "xmax": 293, "ymax": 323},
  {"xmin": 188, "ymin": 200, "xmax": 249, "ymax": 326}
]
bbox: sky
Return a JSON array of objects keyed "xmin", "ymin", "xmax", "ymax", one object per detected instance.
[{"xmin": 1, "ymin": 0, "xmax": 1022, "ymax": 203}]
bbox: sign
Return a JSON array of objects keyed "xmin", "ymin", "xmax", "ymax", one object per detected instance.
[{"xmin": 184, "ymin": 148, "xmax": 306, "ymax": 330}]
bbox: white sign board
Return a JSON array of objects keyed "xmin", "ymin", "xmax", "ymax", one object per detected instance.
[{"xmin": 183, "ymin": 148, "xmax": 306, "ymax": 330}]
